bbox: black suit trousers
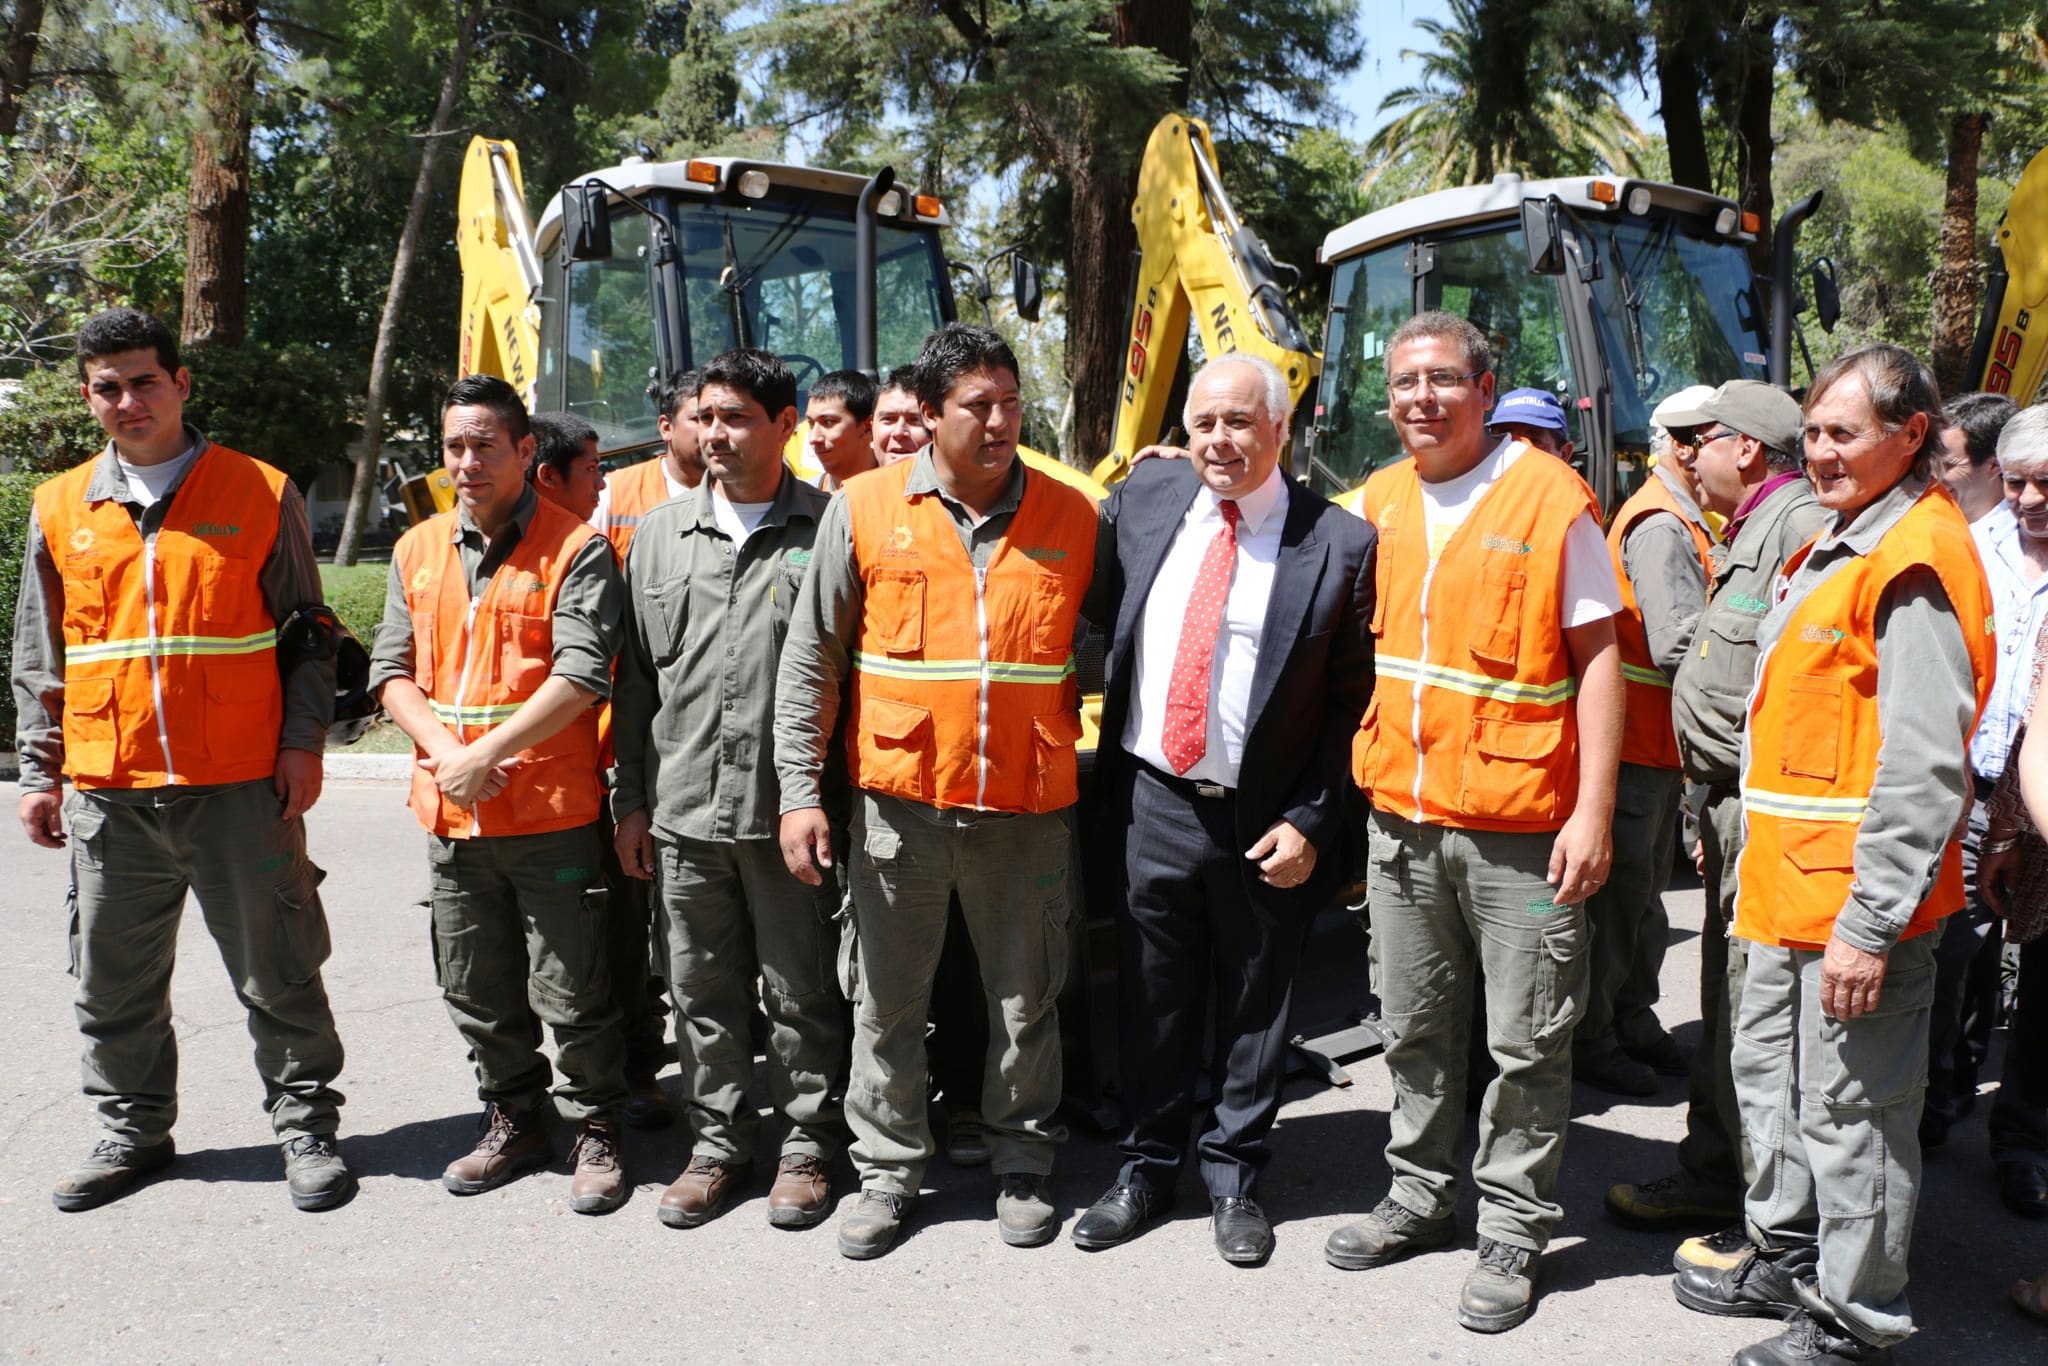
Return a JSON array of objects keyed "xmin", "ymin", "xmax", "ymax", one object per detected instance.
[{"xmin": 1115, "ymin": 760, "xmax": 1308, "ymax": 1200}]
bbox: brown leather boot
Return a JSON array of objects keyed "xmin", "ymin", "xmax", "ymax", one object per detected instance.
[
  {"xmin": 767, "ymin": 1153, "xmax": 832, "ymax": 1229},
  {"xmin": 568, "ymin": 1119, "xmax": 627, "ymax": 1215},
  {"xmin": 657, "ymin": 1155, "xmax": 749, "ymax": 1228},
  {"xmin": 442, "ymin": 1105, "xmax": 551, "ymax": 1195}
]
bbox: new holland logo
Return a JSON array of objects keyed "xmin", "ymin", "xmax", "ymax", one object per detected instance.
[
  {"xmin": 1481, "ymin": 534, "xmax": 1533, "ymax": 556},
  {"xmin": 1020, "ymin": 547, "xmax": 1066, "ymax": 561},
  {"xmin": 1799, "ymin": 624, "xmax": 1845, "ymax": 644},
  {"xmin": 191, "ymin": 522, "xmax": 240, "ymax": 537},
  {"xmin": 786, "ymin": 548, "xmax": 812, "ymax": 566}
]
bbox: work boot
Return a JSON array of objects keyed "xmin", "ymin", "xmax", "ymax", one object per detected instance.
[
  {"xmin": 1621, "ymin": 1026, "xmax": 1693, "ymax": 1077},
  {"xmin": 281, "ymin": 1134, "xmax": 354, "ymax": 1212},
  {"xmin": 443, "ymin": 1104, "xmax": 552, "ymax": 1195},
  {"xmin": 1606, "ymin": 1171, "xmax": 1743, "ymax": 1229},
  {"xmin": 52, "ymin": 1137, "xmax": 176, "ymax": 1213},
  {"xmin": 622, "ymin": 1075, "xmax": 674, "ymax": 1131},
  {"xmin": 1733, "ymin": 1309, "xmax": 1890, "ymax": 1364},
  {"xmin": 838, "ymin": 1188, "xmax": 915, "ymax": 1260},
  {"xmin": 946, "ymin": 1111, "xmax": 992, "ymax": 1167},
  {"xmin": 1574, "ymin": 1043, "xmax": 1659, "ymax": 1097},
  {"xmin": 996, "ymin": 1172, "xmax": 1058, "ymax": 1247},
  {"xmin": 1458, "ymin": 1239, "xmax": 1540, "ymax": 1333},
  {"xmin": 1674, "ymin": 1224, "xmax": 1756, "ymax": 1273},
  {"xmin": 658, "ymin": 1155, "xmax": 748, "ymax": 1228},
  {"xmin": 567, "ymin": 1119, "xmax": 627, "ymax": 1215},
  {"xmin": 1674, "ymin": 1242, "xmax": 1818, "ymax": 1320},
  {"xmin": 1325, "ymin": 1197, "xmax": 1456, "ymax": 1270},
  {"xmin": 767, "ymin": 1153, "xmax": 832, "ymax": 1229}
]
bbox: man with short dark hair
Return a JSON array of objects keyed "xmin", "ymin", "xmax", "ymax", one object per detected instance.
[
  {"xmin": 370, "ymin": 373, "xmax": 631, "ymax": 1214},
  {"xmin": 775, "ymin": 324, "xmax": 1097, "ymax": 1259},
  {"xmin": 612, "ymin": 348, "xmax": 848, "ymax": 1231},
  {"xmin": 806, "ymin": 369, "xmax": 878, "ymax": 489},
  {"xmin": 1329, "ymin": 310, "xmax": 1622, "ymax": 1334},
  {"xmin": 1938, "ymin": 391, "xmax": 2020, "ymax": 525},
  {"xmin": 14, "ymin": 306, "xmax": 351, "ymax": 1213},
  {"xmin": 530, "ymin": 412, "xmax": 603, "ymax": 523},
  {"xmin": 871, "ymin": 365, "xmax": 928, "ymax": 466},
  {"xmin": 594, "ymin": 369, "xmax": 704, "ymax": 555}
]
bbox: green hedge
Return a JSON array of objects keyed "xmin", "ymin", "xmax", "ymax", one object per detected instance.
[
  {"xmin": 319, "ymin": 561, "xmax": 389, "ymax": 646},
  {"xmin": 1, "ymin": 470, "xmax": 44, "ymax": 749}
]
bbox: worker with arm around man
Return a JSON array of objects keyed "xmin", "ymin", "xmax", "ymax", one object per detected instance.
[{"xmin": 1326, "ymin": 309, "xmax": 1624, "ymax": 1336}]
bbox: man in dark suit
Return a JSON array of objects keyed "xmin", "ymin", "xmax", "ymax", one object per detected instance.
[{"xmin": 1072, "ymin": 354, "xmax": 1376, "ymax": 1265}]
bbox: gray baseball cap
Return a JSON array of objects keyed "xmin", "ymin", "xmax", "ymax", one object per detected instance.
[{"xmin": 1658, "ymin": 379, "xmax": 1803, "ymax": 455}]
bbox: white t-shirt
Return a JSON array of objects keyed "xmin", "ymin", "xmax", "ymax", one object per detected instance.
[
  {"xmin": 1419, "ymin": 437, "xmax": 1620, "ymax": 627},
  {"xmin": 710, "ymin": 484, "xmax": 773, "ymax": 546},
  {"xmin": 117, "ymin": 442, "xmax": 200, "ymax": 509}
]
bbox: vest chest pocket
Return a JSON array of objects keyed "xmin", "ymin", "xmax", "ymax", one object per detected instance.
[
  {"xmin": 60, "ymin": 559, "xmax": 107, "ymax": 641},
  {"xmin": 865, "ymin": 568, "xmax": 926, "ymax": 654},
  {"xmin": 498, "ymin": 612, "xmax": 553, "ymax": 693},
  {"xmin": 408, "ymin": 610, "xmax": 437, "ymax": 694},
  {"xmin": 1780, "ymin": 674, "xmax": 1844, "ymax": 781},
  {"xmin": 1029, "ymin": 566, "xmax": 1079, "ymax": 659},
  {"xmin": 1468, "ymin": 565, "xmax": 1525, "ymax": 668},
  {"xmin": 199, "ymin": 553, "xmax": 258, "ymax": 624}
]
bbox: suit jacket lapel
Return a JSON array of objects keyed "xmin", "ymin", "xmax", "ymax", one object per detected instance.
[{"xmin": 1244, "ymin": 481, "xmax": 1324, "ymax": 727}]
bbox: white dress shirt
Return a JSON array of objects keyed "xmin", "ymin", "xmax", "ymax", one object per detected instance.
[{"xmin": 1123, "ymin": 465, "xmax": 1288, "ymax": 787}]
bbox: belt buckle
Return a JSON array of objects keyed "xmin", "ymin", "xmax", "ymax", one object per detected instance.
[{"xmin": 1194, "ymin": 781, "xmax": 1227, "ymax": 799}]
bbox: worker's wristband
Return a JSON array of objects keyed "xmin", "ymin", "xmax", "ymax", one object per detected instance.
[{"xmin": 1983, "ymin": 835, "xmax": 2021, "ymax": 855}]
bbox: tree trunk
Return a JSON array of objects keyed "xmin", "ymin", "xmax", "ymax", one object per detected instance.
[
  {"xmin": 1733, "ymin": 4, "xmax": 1776, "ymax": 281},
  {"xmin": 1931, "ymin": 110, "xmax": 1988, "ymax": 398},
  {"xmin": 333, "ymin": 6, "xmax": 476, "ymax": 567},
  {"xmin": 1064, "ymin": 0, "xmax": 1192, "ymax": 465},
  {"xmin": 181, "ymin": 0, "xmax": 259, "ymax": 348},
  {"xmin": 0, "ymin": 0, "xmax": 47, "ymax": 138},
  {"xmin": 1654, "ymin": 21, "xmax": 1713, "ymax": 191}
]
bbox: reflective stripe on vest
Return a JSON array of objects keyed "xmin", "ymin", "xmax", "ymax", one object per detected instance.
[
  {"xmin": 1608, "ymin": 469, "xmax": 1716, "ymax": 770},
  {"xmin": 1351, "ymin": 445, "xmax": 1600, "ymax": 832},
  {"xmin": 843, "ymin": 460, "xmax": 1096, "ymax": 814},
  {"xmin": 1735, "ymin": 485, "xmax": 1996, "ymax": 949},
  {"xmin": 33, "ymin": 444, "xmax": 288, "ymax": 789},
  {"xmin": 395, "ymin": 497, "xmax": 605, "ymax": 838}
]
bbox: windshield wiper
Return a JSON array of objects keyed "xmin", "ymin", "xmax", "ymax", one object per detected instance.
[
  {"xmin": 718, "ymin": 217, "xmax": 752, "ymax": 348},
  {"xmin": 1607, "ymin": 217, "xmax": 1673, "ymax": 390}
]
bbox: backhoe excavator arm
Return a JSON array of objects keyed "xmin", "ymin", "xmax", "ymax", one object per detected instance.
[
  {"xmin": 457, "ymin": 136, "xmax": 543, "ymax": 409},
  {"xmin": 1971, "ymin": 144, "xmax": 2048, "ymax": 407},
  {"xmin": 1093, "ymin": 114, "xmax": 1320, "ymax": 485}
]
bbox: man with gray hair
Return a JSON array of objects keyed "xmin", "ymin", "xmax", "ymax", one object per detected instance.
[
  {"xmin": 1965, "ymin": 401, "xmax": 2048, "ymax": 1217},
  {"xmin": 1068, "ymin": 353, "xmax": 1375, "ymax": 1266}
]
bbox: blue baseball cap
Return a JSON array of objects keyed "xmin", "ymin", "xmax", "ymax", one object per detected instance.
[{"xmin": 1490, "ymin": 387, "xmax": 1568, "ymax": 433}]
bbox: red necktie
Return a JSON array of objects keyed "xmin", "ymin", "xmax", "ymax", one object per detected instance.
[{"xmin": 1160, "ymin": 499, "xmax": 1240, "ymax": 775}]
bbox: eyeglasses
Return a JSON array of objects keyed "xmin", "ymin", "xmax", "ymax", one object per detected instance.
[
  {"xmin": 1695, "ymin": 428, "xmax": 1740, "ymax": 447},
  {"xmin": 1388, "ymin": 369, "xmax": 1483, "ymax": 394}
]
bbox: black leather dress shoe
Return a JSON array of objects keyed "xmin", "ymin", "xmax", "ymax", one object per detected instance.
[
  {"xmin": 1071, "ymin": 1183, "xmax": 1173, "ymax": 1250},
  {"xmin": 1212, "ymin": 1197, "xmax": 1273, "ymax": 1266},
  {"xmin": 1999, "ymin": 1162, "xmax": 2048, "ymax": 1219},
  {"xmin": 1673, "ymin": 1244, "xmax": 1817, "ymax": 1320}
]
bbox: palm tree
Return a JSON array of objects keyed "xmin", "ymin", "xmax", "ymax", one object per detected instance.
[{"xmin": 1360, "ymin": 0, "xmax": 1648, "ymax": 193}]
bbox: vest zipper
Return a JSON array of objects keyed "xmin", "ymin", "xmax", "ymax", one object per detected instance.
[
  {"xmin": 1410, "ymin": 552, "xmax": 1436, "ymax": 819},
  {"xmin": 451, "ymin": 587, "xmax": 487, "ymax": 837},
  {"xmin": 141, "ymin": 528, "xmax": 178, "ymax": 783},
  {"xmin": 974, "ymin": 564, "xmax": 991, "ymax": 809}
]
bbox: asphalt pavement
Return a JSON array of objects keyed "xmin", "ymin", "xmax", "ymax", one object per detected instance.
[{"xmin": 2, "ymin": 780, "xmax": 2043, "ymax": 1363}]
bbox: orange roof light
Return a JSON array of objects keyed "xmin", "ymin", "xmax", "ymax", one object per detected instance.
[
  {"xmin": 914, "ymin": 194, "xmax": 943, "ymax": 218},
  {"xmin": 1741, "ymin": 211, "xmax": 1761, "ymax": 235},
  {"xmin": 684, "ymin": 160, "xmax": 719, "ymax": 186},
  {"xmin": 1589, "ymin": 180, "xmax": 1618, "ymax": 204}
]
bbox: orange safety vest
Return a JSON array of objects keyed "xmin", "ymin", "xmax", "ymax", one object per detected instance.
[
  {"xmin": 1736, "ymin": 485, "xmax": 1995, "ymax": 949},
  {"xmin": 35, "ymin": 445, "xmax": 287, "ymax": 789},
  {"xmin": 1352, "ymin": 445, "xmax": 1601, "ymax": 832},
  {"xmin": 602, "ymin": 457, "xmax": 674, "ymax": 560},
  {"xmin": 1608, "ymin": 471, "xmax": 1715, "ymax": 771},
  {"xmin": 843, "ymin": 460, "xmax": 1095, "ymax": 814},
  {"xmin": 394, "ymin": 497, "xmax": 605, "ymax": 838}
]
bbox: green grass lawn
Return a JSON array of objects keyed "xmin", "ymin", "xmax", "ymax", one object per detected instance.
[{"xmin": 319, "ymin": 561, "xmax": 388, "ymax": 645}]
